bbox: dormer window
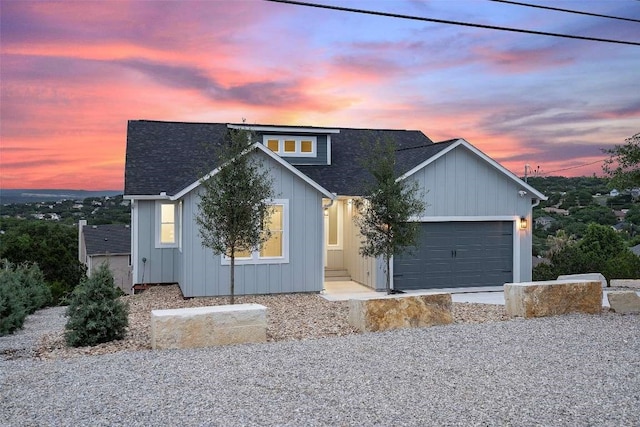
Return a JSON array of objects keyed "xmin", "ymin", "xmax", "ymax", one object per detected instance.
[{"xmin": 263, "ymin": 135, "xmax": 317, "ymax": 157}]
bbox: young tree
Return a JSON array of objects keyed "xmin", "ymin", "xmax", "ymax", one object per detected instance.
[
  {"xmin": 603, "ymin": 133, "xmax": 640, "ymax": 189},
  {"xmin": 196, "ymin": 129, "xmax": 275, "ymax": 304},
  {"xmin": 355, "ymin": 138, "xmax": 426, "ymax": 294}
]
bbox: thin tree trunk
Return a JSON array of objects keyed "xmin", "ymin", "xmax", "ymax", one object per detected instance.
[{"xmin": 230, "ymin": 254, "xmax": 235, "ymax": 305}]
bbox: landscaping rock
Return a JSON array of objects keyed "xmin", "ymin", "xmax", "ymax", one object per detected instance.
[
  {"xmin": 348, "ymin": 294, "xmax": 452, "ymax": 332},
  {"xmin": 607, "ymin": 291, "xmax": 640, "ymax": 314},
  {"xmin": 558, "ymin": 273, "xmax": 607, "ymax": 288},
  {"xmin": 505, "ymin": 280, "xmax": 602, "ymax": 318},
  {"xmin": 609, "ymin": 279, "xmax": 640, "ymax": 290},
  {"xmin": 151, "ymin": 304, "xmax": 267, "ymax": 350}
]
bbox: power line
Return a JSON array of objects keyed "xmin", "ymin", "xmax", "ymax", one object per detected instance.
[
  {"xmin": 539, "ymin": 159, "xmax": 606, "ymax": 176},
  {"xmin": 264, "ymin": 0, "xmax": 640, "ymax": 46},
  {"xmin": 489, "ymin": 0, "xmax": 640, "ymax": 24}
]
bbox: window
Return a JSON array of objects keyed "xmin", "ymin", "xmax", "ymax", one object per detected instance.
[
  {"xmin": 267, "ymin": 139, "xmax": 279, "ymax": 152},
  {"xmin": 262, "ymin": 135, "xmax": 316, "ymax": 157},
  {"xmin": 156, "ymin": 201, "xmax": 179, "ymax": 248},
  {"xmin": 222, "ymin": 200, "xmax": 289, "ymax": 264}
]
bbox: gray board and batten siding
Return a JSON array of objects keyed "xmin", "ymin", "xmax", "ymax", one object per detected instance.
[
  {"xmin": 394, "ymin": 142, "xmax": 536, "ymax": 289},
  {"xmin": 132, "ymin": 150, "xmax": 327, "ymax": 298}
]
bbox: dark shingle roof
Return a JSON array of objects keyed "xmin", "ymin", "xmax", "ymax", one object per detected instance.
[
  {"xmin": 124, "ymin": 120, "xmax": 454, "ymax": 196},
  {"xmin": 83, "ymin": 224, "xmax": 131, "ymax": 255}
]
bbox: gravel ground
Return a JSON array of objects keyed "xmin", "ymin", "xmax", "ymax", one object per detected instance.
[
  {"xmin": 1, "ymin": 286, "xmax": 637, "ymax": 426},
  {"xmin": 1, "ymin": 312, "xmax": 638, "ymax": 426},
  {"xmin": 17, "ymin": 285, "xmax": 507, "ymax": 360}
]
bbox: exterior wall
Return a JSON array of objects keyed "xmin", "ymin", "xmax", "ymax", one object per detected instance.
[
  {"xmin": 131, "ymin": 200, "xmax": 180, "ymax": 285},
  {"xmin": 342, "ymin": 199, "xmax": 386, "ymax": 291},
  {"xmin": 405, "ymin": 145, "xmax": 535, "ymax": 282},
  {"xmin": 179, "ymin": 152, "xmax": 325, "ymax": 297},
  {"xmin": 87, "ymin": 255, "xmax": 132, "ymax": 293}
]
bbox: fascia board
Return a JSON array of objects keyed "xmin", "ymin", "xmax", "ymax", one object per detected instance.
[
  {"xmin": 398, "ymin": 138, "xmax": 547, "ymax": 201},
  {"xmin": 124, "ymin": 194, "xmax": 171, "ymax": 201}
]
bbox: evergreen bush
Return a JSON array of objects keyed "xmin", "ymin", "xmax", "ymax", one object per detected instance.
[
  {"xmin": 0, "ymin": 260, "xmax": 51, "ymax": 336},
  {"xmin": 0, "ymin": 264, "xmax": 27, "ymax": 336},
  {"xmin": 65, "ymin": 263, "xmax": 129, "ymax": 347}
]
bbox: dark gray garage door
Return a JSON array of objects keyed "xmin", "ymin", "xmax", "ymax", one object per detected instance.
[{"xmin": 393, "ymin": 221, "xmax": 513, "ymax": 290}]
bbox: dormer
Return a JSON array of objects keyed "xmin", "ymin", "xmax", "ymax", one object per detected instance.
[{"xmin": 228, "ymin": 124, "xmax": 340, "ymax": 166}]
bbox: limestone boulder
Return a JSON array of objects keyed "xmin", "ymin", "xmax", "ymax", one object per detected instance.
[
  {"xmin": 607, "ymin": 291, "xmax": 640, "ymax": 314},
  {"xmin": 151, "ymin": 304, "xmax": 267, "ymax": 350},
  {"xmin": 348, "ymin": 294, "xmax": 452, "ymax": 332},
  {"xmin": 558, "ymin": 273, "xmax": 607, "ymax": 288},
  {"xmin": 505, "ymin": 280, "xmax": 602, "ymax": 319},
  {"xmin": 610, "ymin": 279, "xmax": 640, "ymax": 290}
]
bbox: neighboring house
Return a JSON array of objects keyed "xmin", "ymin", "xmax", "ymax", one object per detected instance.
[
  {"xmin": 124, "ymin": 120, "xmax": 546, "ymax": 297},
  {"xmin": 535, "ymin": 216, "xmax": 556, "ymax": 230},
  {"xmin": 614, "ymin": 210, "xmax": 627, "ymax": 222},
  {"xmin": 611, "ymin": 222, "xmax": 627, "ymax": 232},
  {"xmin": 78, "ymin": 220, "xmax": 132, "ymax": 293},
  {"xmin": 610, "ymin": 189, "xmax": 620, "ymax": 197},
  {"xmin": 631, "ymin": 244, "xmax": 640, "ymax": 257}
]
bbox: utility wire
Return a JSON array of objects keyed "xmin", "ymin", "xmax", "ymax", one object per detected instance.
[
  {"xmin": 489, "ymin": 0, "xmax": 640, "ymax": 24},
  {"xmin": 539, "ymin": 159, "xmax": 606, "ymax": 176},
  {"xmin": 264, "ymin": 0, "xmax": 640, "ymax": 46}
]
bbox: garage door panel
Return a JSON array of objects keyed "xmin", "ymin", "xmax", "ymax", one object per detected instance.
[{"xmin": 394, "ymin": 221, "xmax": 513, "ymax": 290}]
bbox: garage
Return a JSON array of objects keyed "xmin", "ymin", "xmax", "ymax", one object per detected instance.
[{"xmin": 393, "ymin": 221, "xmax": 513, "ymax": 290}]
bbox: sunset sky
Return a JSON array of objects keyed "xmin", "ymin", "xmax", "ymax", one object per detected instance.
[{"xmin": 1, "ymin": 0, "xmax": 639, "ymax": 191}]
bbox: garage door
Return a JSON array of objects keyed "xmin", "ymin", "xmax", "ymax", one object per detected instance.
[{"xmin": 393, "ymin": 221, "xmax": 513, "ymax": 290}]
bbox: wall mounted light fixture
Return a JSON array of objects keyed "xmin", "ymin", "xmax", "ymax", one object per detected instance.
[{"xmin": 520, "ymin": 217, "xmax": 528, "ymax": 230}]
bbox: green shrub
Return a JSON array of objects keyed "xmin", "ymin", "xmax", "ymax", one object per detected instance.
[
  {"xmin": 65, "ymin": 263, "xmax": 129, "ymax": 347},
  {"xmin": 14, "ymin": 262, "xmax": 51, "ymax": 314},
  {"xmin": 0, "ymin": 265, "xmax": 27, "ymax": 336},
  {"xmin": 0, "ymin": 260, "xmax": 51, "ymax": 336}
]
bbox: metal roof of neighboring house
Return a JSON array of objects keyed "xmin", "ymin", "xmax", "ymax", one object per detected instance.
[
  {"xmin": 83, "ymin": 224, "xmax": 131, "ymax": 255},
  {"xmin": 631, "ymin": 244, "xmax": 640, "ymax": 256}
]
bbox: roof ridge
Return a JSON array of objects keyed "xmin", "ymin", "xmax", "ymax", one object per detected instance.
[{"xmin": 129, "ymin": 119, "xmax": 425, "ymax": 133}]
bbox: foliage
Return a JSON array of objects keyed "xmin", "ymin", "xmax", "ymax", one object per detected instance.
[
  {"xmin": 196, "ymin": 129, "xmax": 275, "ymax": 304},
  {"xmin": 0, "ymin": 220, "xmax": 86, "ymax": 304},
  {"xmin": 559, "ymin": 189, "xmax": 595, "ymax": 209},
  {"xmin": 354, "ymin": 138, "xmax": 426, "ymax": 294},
  {"xmin": 533, "ymin": 224, "xmax": 640, "ymax": 283},
  {"xmin": 569, "ymin": 205, "xmax": 617, "ymax": 226},
  {"xmin": 625, "ymin": 204, "xmax": 640, "ymax": 225},
  {"xmin": 65, "ymin": 263, "xmax": 129, "ymax": 347},
  {"xmin": 0, "ymin": 260, "xmax": 51, "ymax": 336},
  {"xmin": 603, "ymin": 133, "xmax": 640, "ymax": 190},
  {"xmin": 528, "ymin": 176, "xmax": 609, "ymax": 198}
]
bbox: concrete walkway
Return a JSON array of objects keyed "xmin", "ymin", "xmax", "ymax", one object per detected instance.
[{"xmin": 321, "ymin": 280, "xmax": 639, "ymax": 307}]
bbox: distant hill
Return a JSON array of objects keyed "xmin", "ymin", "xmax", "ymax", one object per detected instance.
[{"xmin": 0, "ymin": 189, "xmax": 122, "ymax": 205}]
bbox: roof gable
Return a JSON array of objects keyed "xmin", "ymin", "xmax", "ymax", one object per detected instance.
[
  {"xmin": 397, "ymin": 138, "xmax": 547, "ymax": 201},
  {"xmin": 172, "ymin": 143, "xmax": 334, "ymax": 200}
]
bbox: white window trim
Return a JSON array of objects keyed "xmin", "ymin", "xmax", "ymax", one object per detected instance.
[
  {"xmin": 263, "ymin": 135, "xmax": 317, "ymax": 157},
  {"xmin": 155, "ymin": 201, "xmax": 179, "ymax": 248},
  {"xmin": 221, "ymin": 199, "xmax": 290, "ymax": 265}
]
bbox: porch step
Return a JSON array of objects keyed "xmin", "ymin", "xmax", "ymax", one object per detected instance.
[{"xmin": 325, "ymin": 268, "xmax": 351, "ymax": 282}]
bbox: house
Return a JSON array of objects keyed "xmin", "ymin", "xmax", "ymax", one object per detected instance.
[
  {"xmin": 78, "ymin": 220, "xmax": 132, "ymax": 293},
  {"xmin": 534, "ymin": 216, "xmax": 556, "ymax": 230},
  {"xmin": 610, "ymin": 189, "xmax": 620, "ymax": 197},
  {"xmin": 124, "ymin": 120, "xmax": 546, "ymax": 297}
]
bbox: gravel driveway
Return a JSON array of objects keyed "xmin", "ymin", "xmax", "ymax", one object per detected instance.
[{"xmin": 2, "ymin": 311, "xmax": 638, "ymax": 426}]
